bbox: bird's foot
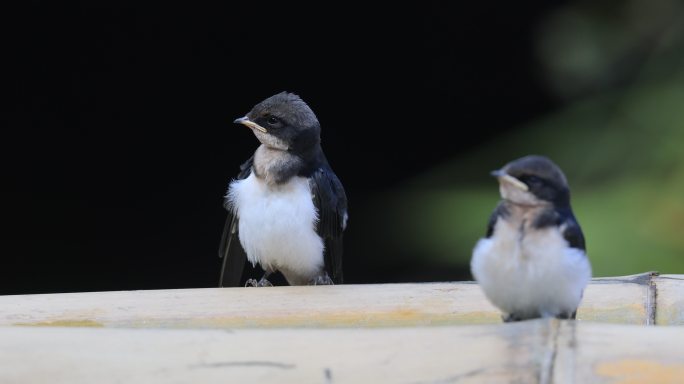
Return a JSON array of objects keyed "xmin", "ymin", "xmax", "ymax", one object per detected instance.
[
  {"xmin": 556, "ymin": 310, "xmax": 577, "ymax": 320},
  {"xmin": 308, "ymin": 275, "xmax": 334, "ymax": 286},
  {"xmin": 502, "ymin": 313, "xmax": 523, "ymax": 323},
  {"xmin": 245, "ymin": 277, "xmax": 273, "ymax": 287}
]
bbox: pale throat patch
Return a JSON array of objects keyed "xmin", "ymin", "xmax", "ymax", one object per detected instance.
[
  {"xmin": 253, "ymin": 144, "xmax": 303, "ymax": 186},
  {"xmin": 254, "ymin": 130, "xmax": 289, "ymax": 151},
  {"xmin": 499, "ymin": 182, "xmax": 541, "ymax": 206}
]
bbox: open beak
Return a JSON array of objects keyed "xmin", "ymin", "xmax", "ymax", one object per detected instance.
[
  {"xmin": 233, "ymin": 116, "xmax": 267, "ymax": 133},
  {"xmin": 491, "ymin": 170, "xmax": 529, "ymax": 191}
]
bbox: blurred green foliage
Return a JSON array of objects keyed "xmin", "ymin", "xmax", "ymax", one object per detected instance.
[{"xmin": 365, "ymin": 0, "xmax": 684, "ymax": 278}]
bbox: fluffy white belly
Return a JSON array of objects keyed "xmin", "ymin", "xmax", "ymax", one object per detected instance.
[
  {"xmin": 227, "ymin": 173, "xmax": 324, "ymax": 282},
  {"xmin": 471, "ymin": 219, "xmax": 591, "ymax": 318}
]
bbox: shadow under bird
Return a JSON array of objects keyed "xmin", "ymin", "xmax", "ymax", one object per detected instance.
[
  {"xmin": 218, "ymin": 92, "xmax": 348, "ymax": 287},
  {"xmin": 470, "ymin": 155, "xmax": 591, "ymax": 322}
]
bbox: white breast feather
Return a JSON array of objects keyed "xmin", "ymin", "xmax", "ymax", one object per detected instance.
[
  {"xmin": 471, "ymin": 219, "xmax": 591, "ymax": 318},
  {"xmin": 227, "ymin": 173, "xmax": 324, "ymax": 283}
]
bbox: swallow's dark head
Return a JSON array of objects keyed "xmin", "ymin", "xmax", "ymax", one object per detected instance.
[
  {"xmin": 491, "ymin": 155, "xmax": 571, "ymax": 206},
  {"xmin": 234, "ymin": 92, "xmax": 321, "ymax": 153}
]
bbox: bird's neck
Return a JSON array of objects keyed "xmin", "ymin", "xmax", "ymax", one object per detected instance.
[
  {"xmin": 502, "ymin": 199, "xmax": 551, "ymax": 220},
  {"xmin": 503, "ymin": 199, "xmax": 549, "ymax": 209},
  {"xmin": 253, "ymin": 144, "xmax": 305, "ymax": 186}
]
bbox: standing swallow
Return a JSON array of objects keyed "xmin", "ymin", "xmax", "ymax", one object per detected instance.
[
  {"xmin": 471, "ymin": 155, "xmax": 591, "ymax": 321},
  {"xmin": 219, "ymin": 92, "xmax": 348, "ymax": 287}
]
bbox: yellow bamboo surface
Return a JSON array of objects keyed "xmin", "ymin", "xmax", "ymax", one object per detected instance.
[
  {"xmin": 0, "ymin": 273, "xmax": 681, "ymax": 328},
  {"xmin": 1, "ymin": 319, "xmax": 683, "ymax": 383},
  {"xmin": 2, "ymin": 272, "xmax": 683, "ymax": 383}
]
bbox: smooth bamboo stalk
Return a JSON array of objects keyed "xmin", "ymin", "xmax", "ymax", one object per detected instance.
[
  {"xmin": 1, "ymin": 320, "xmax": 683, "ymax": 383},
  {"xmin": 0, "ymin": 273, "xmax": 680, "ymax": 328}
]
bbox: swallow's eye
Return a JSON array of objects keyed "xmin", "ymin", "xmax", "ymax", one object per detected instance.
[
  {"xmin": 524, "ymin": 175, "xmax": 542, "ymax": 185},
  {"xmin": 266, "ymin": 116, "xmax": 279, "ymax": 125}
]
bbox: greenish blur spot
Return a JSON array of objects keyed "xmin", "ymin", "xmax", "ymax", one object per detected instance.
[{"xmin": 377, "ymin": 2, "xmax": 684, "ymax": 276}]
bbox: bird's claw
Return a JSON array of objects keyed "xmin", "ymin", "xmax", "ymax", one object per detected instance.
[
  {"xmin": 245, "ymin": 277, "xmax": 273, "ymax": 287},
  {"xmin": 502, "ymin": 313, "xmax": 522, "ymax": 323},
  {"xmin": 308, "ymin": 275, "xmax": 334, "ymax": 286}
]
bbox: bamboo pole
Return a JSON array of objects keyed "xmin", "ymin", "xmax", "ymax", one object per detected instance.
[
  {"xmin": 654, "ymin": 274, "xmax": 684, "ymax": 325},
  {"xmin": 1, "ymin": 320, "xmax": 683, "ymax": 384},
  {"xmin": 0, "ymin": 273, "xmax": 681, "ymax": 328}
]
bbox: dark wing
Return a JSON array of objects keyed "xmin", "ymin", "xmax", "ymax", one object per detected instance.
[
  {"xmin": 485, "ymin": 202, "xmax": 509, "ymax": 238},
  {"xmin": 309, "ymin": 165, "xmax": 348, "ymax": 284},
  {"xmin": 561, "ymin": 213, "xmax": 585, "ymax": 251},
  {"xmin": 533, "ymin": 206, "xmax": 586, "ymax": 251},
  {"xmin": 218, "ymin": 156, "xmax": 254, "ymax": 287},
  {"xmin": 559, "ymin": 210, "xmax": 586, "ymax": 320}
]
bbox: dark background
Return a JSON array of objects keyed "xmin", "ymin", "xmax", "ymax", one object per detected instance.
[{"xmin": 7, "ymin": 1, "xmax": 569, "ymax": 294}]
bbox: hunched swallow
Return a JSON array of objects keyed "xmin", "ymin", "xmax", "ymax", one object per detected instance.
[
  {"xmin": 470, "ymin": 155, "xmax": 591, "ymax": 322},
  {"xmin": 219, "ymin": 92, "xmax": 348, "ymax": 287}
]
